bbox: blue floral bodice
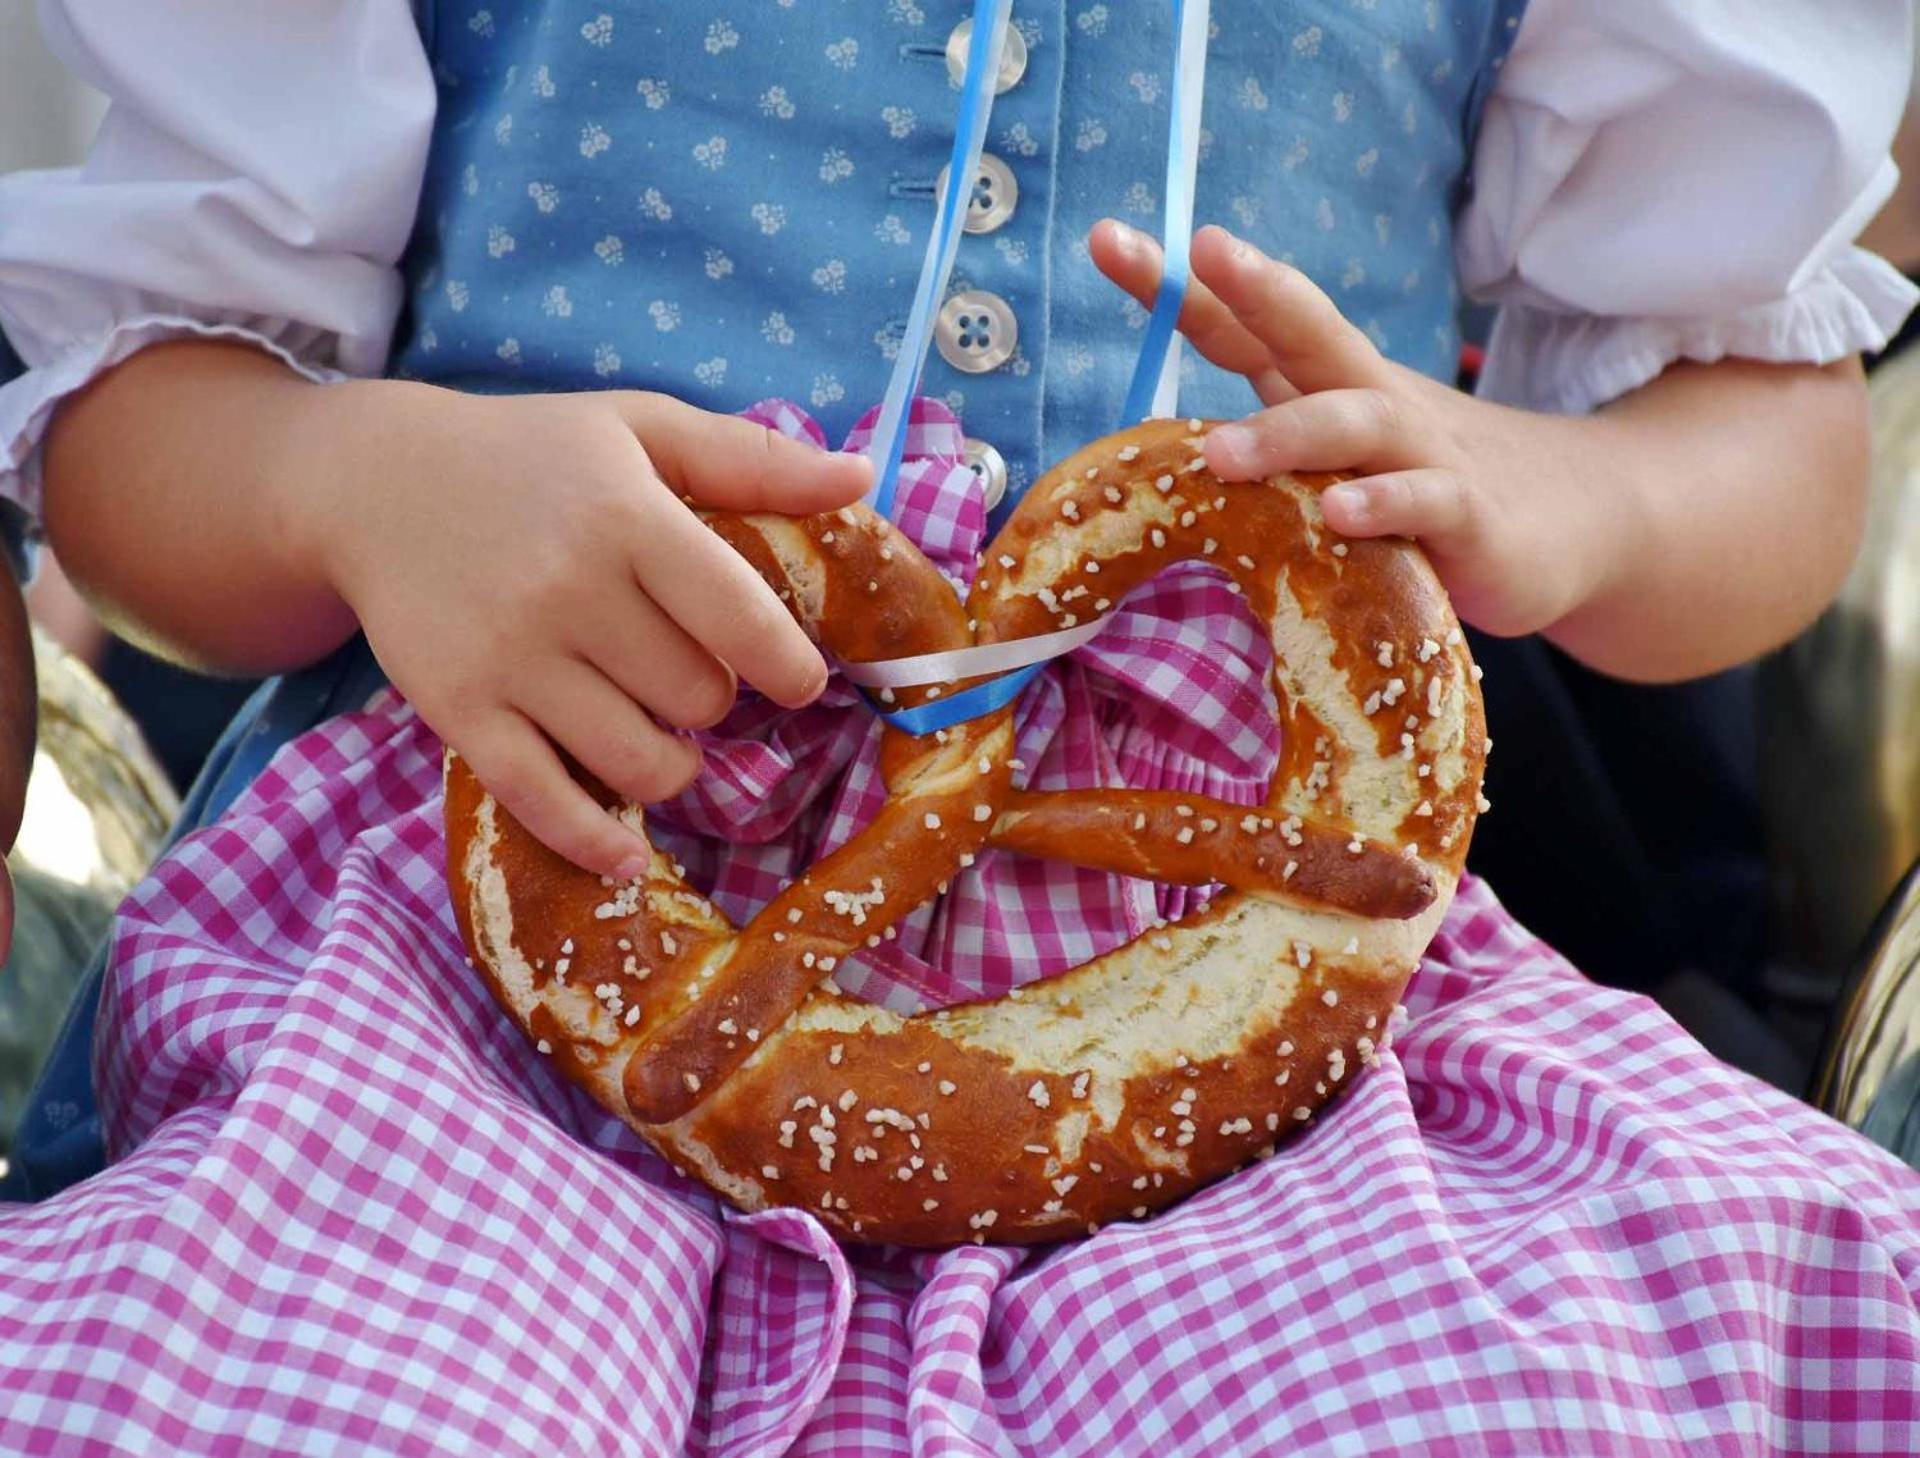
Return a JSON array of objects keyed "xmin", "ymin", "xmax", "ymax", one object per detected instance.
[{"xmin": 393, "ymin": 1, "xmax": 1527, "ymax": 498}]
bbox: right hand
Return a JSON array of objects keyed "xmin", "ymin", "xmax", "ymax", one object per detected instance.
[{"xmin": 308, "ymin": 385, "xmax": 871, "ymax": 879}]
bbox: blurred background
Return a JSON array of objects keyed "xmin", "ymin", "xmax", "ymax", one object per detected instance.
[{"xmin": 3, "ymin": 4, "xmax": 1919, "ymax": 1153}]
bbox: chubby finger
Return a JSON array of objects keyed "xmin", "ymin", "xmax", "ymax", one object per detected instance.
[
  {"xmin": 458, "ymin": 711, "xmax": 659, "ymax": 880},
  {"xmin": 513, "ymin": 657, "xmax": 704, "ymax": 808},
  {"xmin": 615, "ymin": 394, "xmax": 873, "ymax": 513},
  {"xmin": 629, "ymin": 491, "xmax": 832, "ymax": 707},
  {"xmin": 1089, "ymin": 219, "xmax": 1295, "ymax": 400},
  {"xmin": 583, "ymin": 586, "xmax": 738, "ymax": 731},
  {"xmin": 1189, "ymin": 225, "xmax": 1389, "ymax": 395},
  {"xmin": 1320, "ymin": 469, "xmax": 1476, "ymax": 545},
  {"xmin": 1205, "ymin": 389, "xmax": 1430, "ymax": 480}
]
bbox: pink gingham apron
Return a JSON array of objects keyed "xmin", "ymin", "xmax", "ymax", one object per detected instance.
[{"xmin": 1, "ymin": 402, "xmax": 1916, "ymax": 1456}]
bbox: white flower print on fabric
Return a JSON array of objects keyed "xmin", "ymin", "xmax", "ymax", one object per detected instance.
[
  {"xmin": 1383, "ymin": 43, "xmax": 1402, "ymax": 73},
  {"xmin": 703, "ymin": 248, "xmax": 734, "ymax": 280},
  {"xmin": 542, "ymin": 285, "xmax": 572, "ymax": 318},
  {"xmin": 468, "ymin": 9, "xmax": 494, "ymax": 39},
  {"xmin": 941, "ymin": 389, "xmax": 965, "ymax": 414},
  {"xmin": 1127, "ymin": 72, "xmax": 1161, "ymax": 104},
  {"xmin": 1075, "ymin": 118, "xmax": 1107, "ymax": 152},
  {"xmin": 1015, "ymin": 17, "xmax": 1042, "ymax": 47},
  {"xmin": 994, "ymin": 238, "xmax": 1028, "ymax": 265},
  {"xmin": 887, "ymin": 0, "xmax": 925, "ymax": 24},
  {"xmin": 810, "ymin": 374, "xmax": 845, "ymax": 408},
  {"xmin": 530, "ymin": 65, "xmax": 555, "ymax": 98},
  {"xmin": 824, "ymin": 38, "xmax": 858, "ymax": 70},
  {"xmin": 750, "ymin": 202, "xmax": 786, "ymax": 236},
  {"xmin": 1282, "ymin": 138, "xmax": 1310, "ymax": 171},
  {"xmin": 872, "ymin": 322, "xmax": 903, "ymax": 361},
  {"xmin": 1121, "ymin": 297, "xmax": 1149, "ymax": 329},
  {"xmin": 1075, "ymin": 7, "xmax": 1109, "ymax": 39},
  {"xmin": 579, "ymin": 14, "xmax": 612, "ymax": 47},
  {"xmin": 487, "ymin": 225, "xmax": 516, "ymax": 259},
  {"xmin": 1342, "ymin": 260, "xmax": 1367, "ymax": 288},
  {"xmin": 1123, "ymin": 181, "xmax": 1157, "ymax": 215},
  {"xmin": 636, "ymin": 78, "xmax": 670, "ymax": 109},
  {"xmin": 1198, "ymin": 127, "xmax": 1215, "ymax": 162},
  {"xmin": 648, "ymin": 300, "xmax": 680, "ymax": 331},
  {"xmin": 693, "ymin": 136, "xmax": 729, "ymax": 171},
  {"xmin": 761, "ymin": 312, "xmax": 795, "ymax": 346},
  {"xmin": 1231, "ymin": 195, "xmax": 1260, "ymax": 229},
  {"xmin": 1001, "ymin": 122, "xmax": 1039, "ymax": 158},
  {"xmin": 873, "ymin": 215, "xmax": 910, "ymax": 246},
  {"xmin": 1294, "ymin": 26, "xmax": 1324, "ymax": 58},
  {"xmin": 1376, "ymin": 214, "xmax": 1393, "ymax": 246},
  {"xmin": 579, "ymin": 124, "xmax": 611, "ymax": 159},
  {"xmin": 416, "ymin": 327, "xmax": 437, "ymax": 354},
  {"xmin": 639, "ymin": 189, "xmax": 673, "ymax": 222},
  {"xmin": 880, "ymin": 107, "xmax": 915, "ymax": 140},
  {"xmin": 527, "ymin": 181, "xmax": 559, "ymax": 213},
  {"xmin": 819, "ymin": 148, "xmax": 854, "ymax": 184},
  {"xmin": 445, "ymin": 280, "xmax": 470, "ymax": 313},
  {"xmin": 760, "ymin": 86, "xmax": 796, "ymax": 120},
  {"xmin": 1238, "ymin": 77, "xmax": 1269, "ymax": 112},
  {"xmin": 693, "ymin": 357, "xmax": 728, "ymax": 386},
  {"xmin": 1355, "ymin": 148, "xmax": 1380, "ymax": 178},
  {"xmin": 494, "ymin": 114, "xmax": 513, "ymax": 145},
  {"xmin": 704, "ymin": 20, "xmax": 739, "ymax": 55},
  {"xmin": 594, "ymin": 235, "xmax": 624, "ymax": 265},
  {"xmin": 1061, "ymin": 344, "xmax": 1095, "ymax": 377},
  {"xmin": 462, "ymin": 164, "xmax": 479, "ymax": 196},
  {"xmin": 593, "ymin": 343, "xmax": 622, "ymax": 377},
  {"xmin": 1317, "ymin": 198, "xmax": 1337, "ymax": 231},
  {"xmin": 811, "ymin": 259, "xmax": 847, "ymax": 294},
  {"xmin": 1333, "ymin": 91, "xmax": 1354, "ymax": 122},
  {"xmin": 1404, "ymin": 100, "xmax": 1420, "ymax": 134}
]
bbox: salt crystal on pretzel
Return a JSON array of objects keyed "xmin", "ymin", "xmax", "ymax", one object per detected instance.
[{"xmin": 445, "ymin": 418, "xmax": 1488, "ymax": 1247}]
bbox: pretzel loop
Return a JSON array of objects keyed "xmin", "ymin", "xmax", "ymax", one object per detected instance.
[{"xmin": 447, "ymin": 419, "xmax": 1487, "ymax": 1246}]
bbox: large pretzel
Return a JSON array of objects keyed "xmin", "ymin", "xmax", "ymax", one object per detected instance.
[{"xmin": 446, "ymin": 419, "xmax": 1487, "ymax": 1246}]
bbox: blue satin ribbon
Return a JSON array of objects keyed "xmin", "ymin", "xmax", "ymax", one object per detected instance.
[
  {"xmin": 867, "ymin": 660, "xmax": 1049, "ymax": 736},
  {"xmin": 869, "ymin": 0, "xmax": 1205, "ymax": 735},
  {"xmin": 866, "ymin": 0, "xmax": 1011, "ymax": 522},
  {"xmin": 1120, "ymin": 0, "xmax": 1205, "ymax": 425}
]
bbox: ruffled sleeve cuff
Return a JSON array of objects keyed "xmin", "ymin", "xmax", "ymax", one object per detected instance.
[
  {"xmin": 1477, "ymin": 249, "xmax": 1919, "ymax": 418},
  {"xmin": 0, "ymin": 316, "xmax": 345, "ymax": 529}
]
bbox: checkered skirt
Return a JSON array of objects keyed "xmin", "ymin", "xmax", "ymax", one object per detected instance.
[{"xmin": 1, "ymin": 403, "xmax": 1915, "ymax": 1455}]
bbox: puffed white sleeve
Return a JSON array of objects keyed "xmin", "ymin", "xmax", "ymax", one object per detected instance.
[
  {"xmin": 1457, "ymin": 0, "xmax": 1920, "ymax": 415},
  {"xmin": 0, "ymin": 0, "xmax": 435, "ymax": 520}
]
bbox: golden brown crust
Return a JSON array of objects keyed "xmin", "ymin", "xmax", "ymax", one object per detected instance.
[{"xmin": 446, "ymin": 418, "xmax": 1487, "ymax": 1246}]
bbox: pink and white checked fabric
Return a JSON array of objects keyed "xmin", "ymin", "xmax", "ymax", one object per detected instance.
[{"xmin": 1, "ymin": 401, "xmax": 1918, "ymax": 1455}]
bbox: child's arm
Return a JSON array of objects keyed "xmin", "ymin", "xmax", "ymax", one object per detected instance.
[
  {"xmin": 42, "ymin": 339, "xmax": 869, "ymax": 878},
  {"xmin": 1095, "ymin": 223, "xmax": 1868, "ymax": 681}
]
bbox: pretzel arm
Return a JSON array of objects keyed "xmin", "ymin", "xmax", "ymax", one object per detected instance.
[{"xmin": 988, "ymin": 790, "xmax": 1436, "ymax": 920}]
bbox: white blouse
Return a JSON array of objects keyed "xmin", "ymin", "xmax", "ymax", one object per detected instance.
[{"xmin": 0, "ymin": 0, "xmax": 1912, "ymax": 523}]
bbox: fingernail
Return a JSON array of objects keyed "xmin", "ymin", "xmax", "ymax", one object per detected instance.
[
  {"xmin": 1323, "ymin": 484, "xmax": 1369, "ymax": 526},
  {"xmin": 614, "ymin": 849, "xmax": 650, "ymax": 881},
  {"xmin": 1207, "ymin": 423, "xmax": 1256, "ymax": 461},
  {"xmin": 1108, "ymin": 220, "xmax": 1141, "ymax": 250}
]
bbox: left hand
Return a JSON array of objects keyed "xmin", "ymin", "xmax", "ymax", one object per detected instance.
[{"xmin": 1089, "ymin": 221, "xmax": 1619, "ymax": 640}]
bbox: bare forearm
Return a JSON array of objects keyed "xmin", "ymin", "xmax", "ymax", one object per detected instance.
[
  {"xmin": 1543, "ymin": 359, "xmax": 1869, "ymax": 682},
  {"xmin": 41, "ymin": 339, "xmax": 362, "ymax": 675}
]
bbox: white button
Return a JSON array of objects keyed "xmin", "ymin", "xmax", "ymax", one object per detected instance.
[
  {"xmin": 961, "ymin": 438, "xmax": 1009, "ymax": 510},
  {"xmin": 945, "ymin": 17, "xmax": 1028, "ymax": 93},
  {"xmin": 935, "ymin": 154, "xmax": 1019, "ymax": 235},
  {"xmin": 935, "ymin": 290, "xmax": 1018, "ymax": 374}
]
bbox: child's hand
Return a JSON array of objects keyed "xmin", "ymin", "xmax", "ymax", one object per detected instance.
[
  {"xmin": 311, "ymin": 386, "xmax": 871, "ymax": 879},
  {"xmin": 1089, "ymin": 222, "xmax": 1618, "ymax": 642}
]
